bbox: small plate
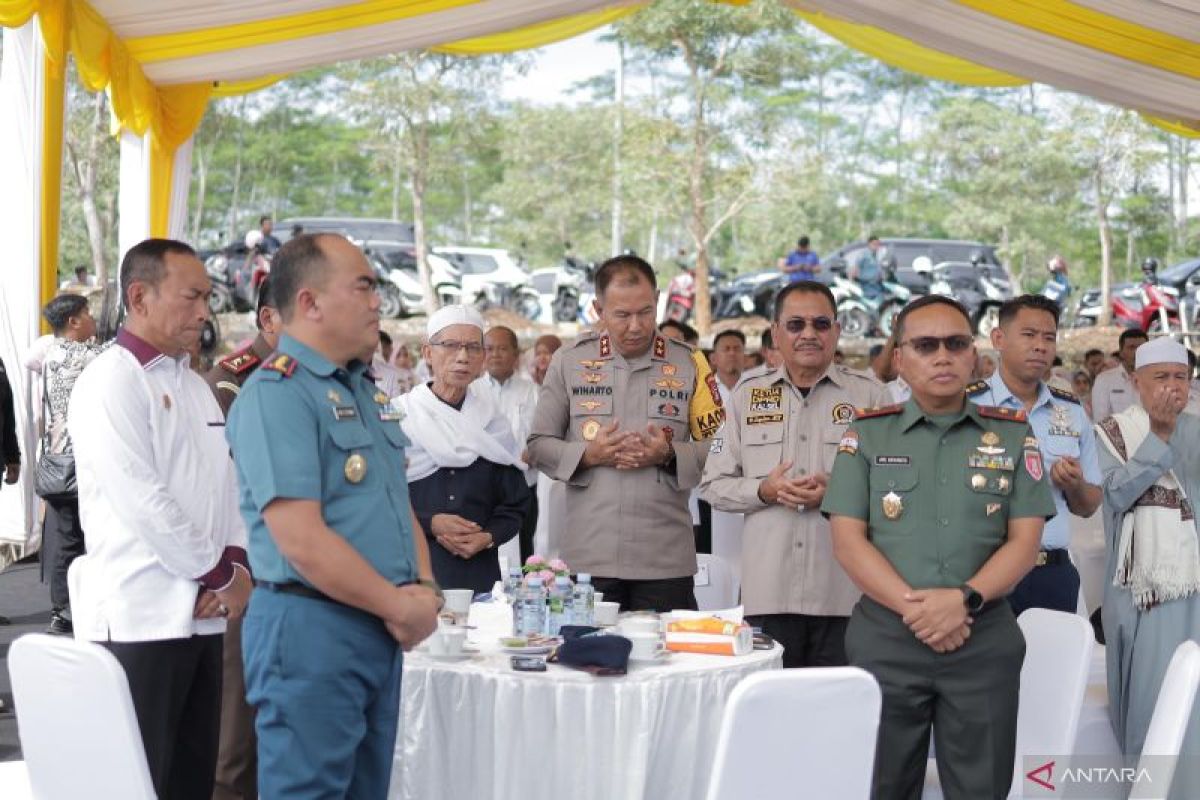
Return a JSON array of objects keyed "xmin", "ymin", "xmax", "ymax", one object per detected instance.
[
  {"xmin": 628, "ymin": 650, "xmax": 670, "ymax": 664},
  {"xmin": 424, "ymin": 648, "xmax": 479, "ymax": 662},
  {"xmin": 502, "ymin": 644, "xmax": 556, "ymax": 656}
]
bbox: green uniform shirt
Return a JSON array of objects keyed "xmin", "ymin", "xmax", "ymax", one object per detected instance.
[{"xmin": 820, "ymin": 398, "xmax": 1056, "ymax": 589}]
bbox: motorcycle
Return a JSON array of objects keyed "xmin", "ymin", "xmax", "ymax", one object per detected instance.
[
  {"xmin": 831, "ymin": 257, "xmax": 911, "ymax": 338},
  {"xmin": 914, "ymin": 257, "xmax": 1012, "ymax": 336},
  {"xmin": 552, "ymin": 256, "xmax": 595, "ymax": 323},
  {"xmin": 204, "ymin": 250, "xmax": 238, "ymax": 314},
  {"xmin": 365, "ymin": 243, "xmax": 462, "ymax": 317},
  {"xmin": 712, "ymin": 269, "xmax": 786, "ymax": 320},
  {"xmin": 1110, "ymin": 258, "xmax": 1179, "ymax": 334},
  {"xmin": 471, "ymin": 279, "xmax": 543, "ymax": 320},
  {"xmin": 664, "ymin": 270, "xmax": 696, "ymax": 323}
]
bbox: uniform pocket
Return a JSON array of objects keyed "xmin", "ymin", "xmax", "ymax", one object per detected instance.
[
  {"xmin": 868, "ymin": 466, "xmax": 919, "ymax": 532},
  {"xmin": 744, "ymin": 424, "xmax": 784, "ymax": 479},
  {"xmin": 329, "ymin": 421, "xmax": 373, "ymax": 451}
]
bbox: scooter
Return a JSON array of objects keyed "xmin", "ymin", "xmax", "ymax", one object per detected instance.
[
  {"xmin": 552, "ymin": 256, "xmax": 595, "ymax": 323},
  {"xmin": 914, "ymin": 257, "xmax": 1012, "ymax": 336},
  {"xmin": 364, "ymin": 243, "xmax": 463, "ymax": 316},
  {"xmin": 664, "ymin": 270, "xmax": 696, "ymax": 323},
  {"xmin": 1109, "ymin": 258, "xmax": 1180, "ymax": 334},
  {"xmin": 831, "ymin": 257, "xmax": 911, "ymax": 338}
]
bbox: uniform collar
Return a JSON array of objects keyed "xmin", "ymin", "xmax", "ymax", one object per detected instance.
[
  {"xmin": 986, "ymin": 371, "xmax": 1053, "ymax": 411},
  {"xmin": 899, "ymin": 397, "xmax": 986, "ymax": 432},
  {"xmin": 766, "ymin": 363, "xmax": 842, "ymax": 390},
  {"xmin": 116, "ymin": 328, "xmax": 178, "ymax": 370},
  {"xmin": 278, "ymin": 334, "xmax": 367, "ymax": 380}
]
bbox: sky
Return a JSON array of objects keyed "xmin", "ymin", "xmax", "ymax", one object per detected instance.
[{"xmin": 501, "ymin": 28, "xmax": 621, "ymax": 105}]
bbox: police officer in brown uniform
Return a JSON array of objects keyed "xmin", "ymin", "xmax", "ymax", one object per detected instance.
[
  {"xmin": 201, "ymin": 279, "xmax": 280, "ymax": 800},
  {"xmin": 527, "ymin": 256, "xmax": 724, "ymax": 612}
]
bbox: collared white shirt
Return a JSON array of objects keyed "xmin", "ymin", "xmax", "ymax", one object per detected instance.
[
  {"xmin": 1091, "ymin": 365, "xmax": 1134, "ymax": 421},
  {"xmin": 68, "ymin": 330, "xmax": 247, "ymax": 642},
  {"xmin": 473, "ymin": 371, "xmax": 540, "ymax": 486},
  {"xmin": 885, "ymin": 376, "xmax": 911, "ymax": 404}
]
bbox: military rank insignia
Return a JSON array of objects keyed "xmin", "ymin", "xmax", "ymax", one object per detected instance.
[
  {"xmin": 653, "ymin": 336, "xmax": 667, "ymax": 359},
  {"xmin": 831, "ymin": 403, "xmax": 855, "ymax": 425},
  {"xmin": 263, "ymin": 354, "xmax": 297, "ymax": 377},
  {"xmin": 598, "ymin": 335, "xmax": 612, "ymax": 359}
]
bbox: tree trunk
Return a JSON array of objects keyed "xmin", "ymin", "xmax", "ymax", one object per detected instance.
[
  {"xmin": 611, "ymin": 40, "xmax": 625, "ymax": 257},
  {"xmin": 191, "ymin": 146, "xmax": 208, "ymax": 245},
  {"xmin": 391, "ymin": 147, "xmax": 403, "ymax": 222},
  {"xmin": 67, "ymin": 91, "xmax": 110, "ymax": 283},
  {"xmin": 1180, "ymin": 139, "xmax": 1191, "ymax": 253},
  {"xmin": 684, "ymin": 49, "xmax": 712, "ymax": 336},
  {"xmin": 410, "ymin": 123, "xmax": 438, "ymax": 315},
  {"xmin": 1096, "ymin": 170, "xmax": 1113, "ymax": 327},
  {"xmin": 227, "ymin": 97, "xmax": 247, "ymax": 244},
  {"xmin": 462, "ymin": 162, "xmax": 473, "ymax": 242}
]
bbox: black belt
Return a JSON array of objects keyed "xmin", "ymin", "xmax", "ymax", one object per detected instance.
[
  {"xmin": 1034, "ymin": 549, "xmax": 1070, "ymax": 567},
  {"xmin": 254, "ymin": 580, "xmax": 334, "ymax": 603}
]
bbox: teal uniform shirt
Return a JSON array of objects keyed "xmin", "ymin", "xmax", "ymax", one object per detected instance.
[
  {"xmin": 822, "ymin": 399, "xmax": 1056, "ymax": 589},
  {"xmin": 226, "ymin": 333, "xmax": 417, "ymax": 587}
]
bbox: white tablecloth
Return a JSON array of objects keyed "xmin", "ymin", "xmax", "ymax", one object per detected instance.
[{"xmin": 391, "ymin": 631, "xmax": 782, "ymax": 800}]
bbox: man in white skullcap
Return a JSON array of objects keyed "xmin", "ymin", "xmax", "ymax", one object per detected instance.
[
  {"xmin": 1096, "ymin": 336, "xmax": 1200, "ymax": 798},
  {"xmin": 393, "ymin": 306, "xmax": 531, "ymax": 593}
]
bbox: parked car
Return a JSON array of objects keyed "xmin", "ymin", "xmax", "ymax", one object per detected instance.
[
  {"xmin": 276, "ymin": 217, "xmax": 414, "ymax": 245},
  {"xmin": 434, "ymin": 246, "xmax": 541, "ymax": 319}
]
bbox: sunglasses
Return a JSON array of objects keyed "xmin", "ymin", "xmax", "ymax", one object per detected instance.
[
  {"xmin": 901, "ymin": 335, "xmax": 974, "ymax": 355},
  {"xmin": 782, "ymin": 315, "xmax": 834, "ymax": 334}
]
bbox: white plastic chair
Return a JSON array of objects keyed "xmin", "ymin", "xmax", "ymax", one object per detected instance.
[
  {"xmin": 0, "ymin": 761, "xmax": 32, "ymax": 800},
  {"xmin": 706, "ymin": 668, "xmax": 882, "ymax": 800},
  {"xmin": 7, "ymin": 634, "xmax": 156, "ymax": 799},
  {"xmin": 1136, "ymin": 640, "xmax": 1200, "ymax": 798},
  {"xmin": 694, "ymin": 553, "xmax": 737, "ymax": 611},
  {"xmin": 1007, "ymin": 609, "xmax": 1095, "ymax": 797}
]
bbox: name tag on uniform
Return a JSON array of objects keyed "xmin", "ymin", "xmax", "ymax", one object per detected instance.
[
  {"xmin": 379, "ymin": 410, "xmax": 404, "ymax": 422},
  {"xmin": 332, "ymin": 405, "xmax": 358, "ymax": 421},
  {"xmin": 748, "ymin": 387, "xmax": 782, "ymax": 413},
  {"xmin": 747, "ymin": 413, "xmax": 784, "ymax": 425},
  {"xmin": 875, "ymin": 455, "xmax": 910, "ymax": 466}
]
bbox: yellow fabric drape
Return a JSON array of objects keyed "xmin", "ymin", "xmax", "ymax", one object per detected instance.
[
  {"xmin": 953, "ymin": 0, "xmax": 1200, "ymax": 81},
  {"xmin": 126, "ymin": 0, "xmax": 478, "ymax": 65},
  {"xmin": 435, "ymin": 7, "xmax": 639, "ymax": 55},
  {"xmin": 794, "ymin": 9, "xmax": 1027, "ymax": 88},
  {"xmin": 40, "ymin": 20, "xmax": 66, "ymax": 326}
]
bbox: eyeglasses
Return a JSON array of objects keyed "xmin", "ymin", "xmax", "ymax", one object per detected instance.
[
  {"xmin": 430, "ymin": 340, "xmax": 484, "ymax": 356},
  {"xmin": 782, "ymin": 316, "xmax": 834, "ymax": 334},
  {"xmin": 901, "ymin": 335, "xmax": 974, "ymax": 355}
]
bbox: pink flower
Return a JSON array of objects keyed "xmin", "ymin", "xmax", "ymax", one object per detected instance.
[
  {"xmin": 538, "ymin": 569, "xmax": 556, "ymax": 584},
  {"xmin": 549, "ymin": 558, "xmax": 569, "ymax": 573},
  {"xmin": 526, "ymin": 555, "xmax": 547, "ymax": 567}
]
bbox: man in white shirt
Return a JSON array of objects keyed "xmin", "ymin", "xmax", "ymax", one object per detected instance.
[
  {"xmin": 476, "ymin": 325, "xmax": 540, "ymax": 562},
  {"xmin": 1092, "ymin": 328, "xmax": 1147, "ymax": 421},
  {"xmin": 69, "ymin": 238, "xmax": 251, "ymax": 800},
  {"xmin": 710, "ymin": 329, "xmax": 744, "ymax": 411}
]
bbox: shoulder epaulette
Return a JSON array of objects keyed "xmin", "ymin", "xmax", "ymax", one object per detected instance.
[
  {"xmin": 217, "ymin": 348, "xmax": 260, "ymax": 376},
  {"xmin": 965, "ymin": 380, "xmax": 989, "ymax": 396},
  {"xmin": 855, "ymin": 404, "xmax": 904, "ymax": 420},
  {"xmin": 1048, "ymin": 385, "xmax": 1080, "ymax": 403},
  {"xmin": 977, "ymin": 405, "xmax": 1027, "ymax": 423},
  {"xmin": 260, "ymin": 353, "xmax": 297, "ymax": 378}
]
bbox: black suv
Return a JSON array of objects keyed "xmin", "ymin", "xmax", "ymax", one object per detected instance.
[{"xmin": 824, "ymin": 238, "xmax": 1008, "ymax": 294}]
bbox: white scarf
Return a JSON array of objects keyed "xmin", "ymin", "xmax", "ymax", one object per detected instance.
[
  {"xmin": 396, "ymin": 382, "xmax": 526, "ymax": 482},
  {"xmin": 1096, "ymin": 404, "xmax": 1200, "ymax": 611}
]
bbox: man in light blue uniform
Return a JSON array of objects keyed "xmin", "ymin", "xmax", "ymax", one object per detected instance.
[
  {"xmin": 228, "ymin": 233, "xmax": 440, "ymax": 799},
  {"xmin": 968, "ymin": 294, "xmax": 1102, "ymax": 616}
]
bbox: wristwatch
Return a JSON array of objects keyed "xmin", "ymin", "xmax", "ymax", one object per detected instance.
[
  {"xmin": 418, "ymin": 578, "xmax": 446, "ymax": 610},
  {"xmin": 959, "ymin": 584, "xmax": 984, "ymax": 614}
]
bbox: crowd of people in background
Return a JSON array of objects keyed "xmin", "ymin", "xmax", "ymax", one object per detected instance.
[{"xmin": 5, "ymin": 232, "xmax": 1200, "ymax": 800}]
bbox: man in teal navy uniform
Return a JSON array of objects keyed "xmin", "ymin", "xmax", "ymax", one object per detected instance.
[
  {"xmin": 227, "ymin": 233, "xmax": 440, "ymax": 799},
  {"xmin": 822, "ymin": 295, "xmax": 1055, "ymax": 799},
  {"xmin": 968, "ymin": 294, "xmax": 1101, "ymax": 616}
]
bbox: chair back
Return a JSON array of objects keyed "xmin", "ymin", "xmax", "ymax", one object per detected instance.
[
  {"xmin": 694, "ymin": 553, "xmax": 737, "ymax": 611},
  {"xmin": 1136, "ymin": 640, "xmax": 1200, "ymax": 799},
  {"xmin": 8, "ymin": 634, "xmax": 156, "ymax": 799},
  {"xmin": 706, "ymin": 668, "xmax": 881, "ymax": 800},
  {"xmin": 1008, "ymin": 609, "xmax": 1094, "ymax": 798}
]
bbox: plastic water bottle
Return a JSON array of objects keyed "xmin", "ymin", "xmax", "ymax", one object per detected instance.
[
  {"xmin": 516, "ymin": 576, "xmax": 547, "ymax": 637},
  {"xmin": 546, "ymin": 576, "xmax": 573, "ymax": 635},
  {"xmin": 503, "ymin": 566, "xmax": 523, "ymax": 601},
  {"xmin": 572, "ymin": 573, "xmax": 595, "ymax": 626}
]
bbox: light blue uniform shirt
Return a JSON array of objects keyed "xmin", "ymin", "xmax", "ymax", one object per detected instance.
[{"xmin": 968, "ymin": 372, "xmax": 1101, "ymax": 549}]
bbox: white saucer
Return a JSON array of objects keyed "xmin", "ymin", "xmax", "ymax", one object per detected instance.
[
  {"xmin": 424, "ymin": 649, "xmax": 479, "ymax": 662},
  {"xmin": 628, "ymin": 650, "xmax": 670, "ymax": 663},
  {"xmin": 501, "ymin": 644, "xmax": 555, "ymax": 656}
]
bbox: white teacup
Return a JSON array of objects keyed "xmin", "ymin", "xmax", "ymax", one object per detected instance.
[
  {"xmin": 594, "ymin": 601, "xmax": 620, "ymax": 626},
  {"xmin": 429, "ymin": 626, "xmax": 467, "ymax": 656},
  {"xmin": 619, "ymin": 616, "xmax": 660, "ymax": 636},
  {"xmin": 443, "ymin": 589, "xmax": 473, "ymax": 618},
  {"xmin": 625, "ymin": 632, "xmax": 661, "ymax": 660}
]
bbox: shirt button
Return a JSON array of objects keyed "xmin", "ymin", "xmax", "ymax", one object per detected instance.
[
  {"xmin": 939, "ymin": 476, "xmax": 947, "ymax": 485},
  {"xmin": 449, "ymin": 495, "xmax": 456, "ymax": 501},
  {"xmin": 888, "ymin": 480, "xmax": 895, "ymax": 488},
  {"xmin": 796, "ymin": 542, "xmax": 804, "ymax": 548},
  {"xmin": 940, "ymin": 518, "xmax": 948, "ymax": 526},
  {"xmin": 799, "ymin": 434, "xmax": 807, "ymax": 442},
  {"xmin": 798, "ymin": 468, "xmax": 806, "ymax": 475}
]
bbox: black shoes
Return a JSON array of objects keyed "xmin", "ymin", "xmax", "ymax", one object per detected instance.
[{"xmin": 46, "ymin": 609, "xmax": 72, "ymax": 636}]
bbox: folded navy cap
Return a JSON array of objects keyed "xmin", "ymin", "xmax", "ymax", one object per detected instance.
[{"xmin": 553, "ymin": 632, "xmax": 631, "ymax": 675}]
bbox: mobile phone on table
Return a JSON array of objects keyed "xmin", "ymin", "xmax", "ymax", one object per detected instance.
[{"xmin": 511, "ymin": 656, "xmax": 547, "ymax": 672}]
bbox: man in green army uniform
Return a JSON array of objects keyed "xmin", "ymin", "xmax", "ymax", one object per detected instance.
[{"xmin": 821, "ymin": 295, "xmax": 1055, "ymax": 800}]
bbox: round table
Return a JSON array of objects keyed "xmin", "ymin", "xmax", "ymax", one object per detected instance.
[{"xmin": 391, "ymin": 630, "xmax": 782, "ymax": 800}]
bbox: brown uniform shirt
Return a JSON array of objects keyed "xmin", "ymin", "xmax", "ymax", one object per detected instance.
[
  {"xmin": 700, "ymin": 365, "xmax": 885, "ymax": 616},
  {"xmin": 527, "ymin": 331, "xmax": 723, "ymax": 580},
  {"xmin": 202, "ymin": 335, "xmax": 275, "ymax": 417}
]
